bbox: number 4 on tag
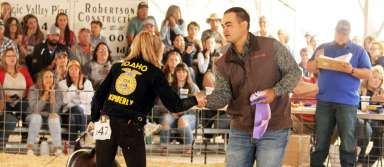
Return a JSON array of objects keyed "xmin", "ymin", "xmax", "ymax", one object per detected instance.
[{"xmin": 93, "ymin": 119, "xmax": 112, "ymax": 140}]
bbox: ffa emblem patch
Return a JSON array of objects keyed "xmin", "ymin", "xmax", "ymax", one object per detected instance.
[{"xmin": 115, "ymin": 69, "xmax": 141, "ymax": 95}]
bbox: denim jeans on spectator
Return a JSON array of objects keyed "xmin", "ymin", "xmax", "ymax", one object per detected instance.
[
  {"xmin": 0, "ymin": 112, "xmax": 17, "ymax": 147},
  {"xmin": 226, "ymin": 128, "xmax": 290, "ymax": 167},
  {"xmin": 148, "ymin": 107, "xmax": 164, "ymax": 124},
  {"xmin": 202, "ymin": 110, "xmax": 230, "ymax": 129},
  {"xmin": 26, "ymin": 113, "xmax": 62, "ymax": 147},
  {"xmin": 6, "ymin": 100, "xmax": 29, "ymax": 121},
  {"xmin": 201, "ymin": 110, "xmax": 230, "ymax": 139},
  {"xmin": 311, "ymin": 101, "xmax": 357, "ymax": 167},
  {"xmin": 160, "ymin": 113, "xmax": 196, "ymax": 145},
  {"xmin": 62, "ymin": 105, "xmax": 86, "ymax": 141},
  {"xmin": 215, "ymin": 113, "xmax": 230, "ymax": 129},
  {"xmin": 357, "ymin": 120, "xmax": 384, "ymax": 165},
  {"xmin": 356, "ymin": 119, "xmax": 372, "ymax": 162}
]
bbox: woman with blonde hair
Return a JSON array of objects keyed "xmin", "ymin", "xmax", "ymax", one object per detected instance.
[
  {"xmin": 369, "ymin": 41, "xmax": 384, "ymax": 67},
  {"xmin": 357, "ymin": 65, "xmax": 384, "ymax": 165},
  {"xmin": 0, "ymin": 2, "xmax": 11, "ymax": 22},
  {"xmin": 51, "ymin": 51, "xmax": 69, "ymax": 82},
  {"xmin": 160, "ymin": 5, "xmax": 186, "ymax": 49},
  {"xmin": 0, "ymin": 47, "xmax": 33, "ymax": 120},
  {"xmin": 360, "ymin": 65, "xmax": 384, "ymax": 95},
  {"xmin": 89, "ymin": 31, "xmax": 206, "ymax": 167},
  {"xmin": 58, "ymin": 59, "xmax": 94, "ymax": 141},
  {"xmin": 26, "ymin": 69, "xmax": 63, "ymax": 156}
]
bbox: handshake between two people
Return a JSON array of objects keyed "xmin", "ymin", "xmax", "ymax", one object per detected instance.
[{"xmin": 193, "ymin": 92, "xmax": 208, "ymax": 108}]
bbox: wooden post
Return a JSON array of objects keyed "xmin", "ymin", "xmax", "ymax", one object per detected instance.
[{"xmin": 363, "ymin": 0, "xmax": 369, "ymax": 36}]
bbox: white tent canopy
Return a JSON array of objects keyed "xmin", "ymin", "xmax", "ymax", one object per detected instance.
[{"xmin": 149, "ymin": 0, "xmax": 383, "ymax": 60}]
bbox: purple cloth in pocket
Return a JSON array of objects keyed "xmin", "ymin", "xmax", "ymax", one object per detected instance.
[{"xmin": 252, "ymin": 103, "xmax": 271, "ymax": 139}]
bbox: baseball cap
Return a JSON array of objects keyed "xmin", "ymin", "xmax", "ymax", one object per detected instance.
[
  {"xmin": 304, "ymin": 32, "xmax": 311, "ymax": 37},
  {"xmin": 48, "ymin": 25, "xmax": 60, "ymax": 35},
  {"xmin": 55, "ymin": 51, "xmax": 68, "ymax": 58},
  {"xmin": 143, "ymin": 18, "xmax": 155, "ymax": 26},
  {"xmin": 206, "ymin": 13, "xmax": 221, "ymax": 23},
  {"xmin": 138, "ymin": 2, "xmax": 148, "ymax": 9}
]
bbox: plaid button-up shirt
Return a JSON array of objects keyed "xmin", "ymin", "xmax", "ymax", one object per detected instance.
[{"xmin": 0, "ymin": 36, "xmax": 19, "ymax": 57}]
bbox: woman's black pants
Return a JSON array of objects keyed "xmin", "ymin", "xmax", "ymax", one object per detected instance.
[{"xmin": 96, "ymin": 117, "xmax": 146, "ymax": 167}]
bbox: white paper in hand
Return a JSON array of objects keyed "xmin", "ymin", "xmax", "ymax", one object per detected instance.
[
  {"xmin": 334, "ymin": 53, "xmax": 352, "ymax": 62},
  {"xmin": 93, "ymin": 119, "xmax": 111, "ymax": 140},
  {"xmin": 319, "ymin": 53, "xmax": 352, "ymax": 63}
]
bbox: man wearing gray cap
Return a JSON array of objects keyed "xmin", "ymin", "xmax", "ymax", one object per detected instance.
[
  {"xmin": 27, "ymin": 25, "xmax": 74, "ymax": 81},
  {"xmin": 126, "ymin": 2, "xmax": 158, "ymax": 45},
  {"xmin": 307, "ymin": 20, "xmax": 371, "ymax": 166},
  {"xmin": 141, "ymin": 17, "xmax": 157, "ymax": 35},
  {"xmin": 0, "ymin": 20, "xmax": 18, "ymax": 58}
]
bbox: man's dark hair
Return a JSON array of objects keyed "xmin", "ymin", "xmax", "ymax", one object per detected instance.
[
  {"xmin": 224, "ymin": 7, "xmax": 250, "ymax": 30},
  {"xmin": 300, "ymin": 48, "xmax": 308, "ymax": 54},
  {"xmin": 91, "ymin": 20, "xmax": 103, "ymax": 28},
  {"xmin": 187, "ymin": 21, "xmax": 200, "ymax": 31},
  {"xmin": 79, "ymin": 28, "xmax": 91, "ymax": 34}
]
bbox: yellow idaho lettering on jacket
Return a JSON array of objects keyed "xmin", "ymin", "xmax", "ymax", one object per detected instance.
[
  {"xmin": 108, "ymin": 94, "xmax": 134, "ymax": 106},
  {"xmin": 121, "ymin": 61, "xmax": 148, "ymax": 72}
]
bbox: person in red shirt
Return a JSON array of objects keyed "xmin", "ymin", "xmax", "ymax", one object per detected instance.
[
  {"xmin": 0, "ymin": 47, "xmax": 33, "ymax": 126},
  {"xmin": 55, "ymin": 13, "xmax": 75, "ymax": 49},
  {"xmin": 291, "ymin": 76, "xmax": 317, "ymax": 134}
]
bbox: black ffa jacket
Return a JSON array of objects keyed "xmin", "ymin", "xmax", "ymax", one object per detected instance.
[{"xmin": 91, "ymin": 57, "xmax": 198, "ymax": 122}]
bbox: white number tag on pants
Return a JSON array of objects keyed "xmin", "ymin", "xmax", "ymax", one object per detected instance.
[{"xmin": 93, "ymin": 119, "xmax": 111, "ymax": 140}]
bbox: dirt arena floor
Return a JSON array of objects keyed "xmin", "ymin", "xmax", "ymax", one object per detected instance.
[{"xmin": 0, "ymin": 153, "xmax": 225, "ymax": 167}]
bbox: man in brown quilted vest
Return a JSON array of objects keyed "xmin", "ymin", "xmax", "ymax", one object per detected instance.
[{"xmin": 206, "ymin": 7, "xmax": 301, "ymax": 167}]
